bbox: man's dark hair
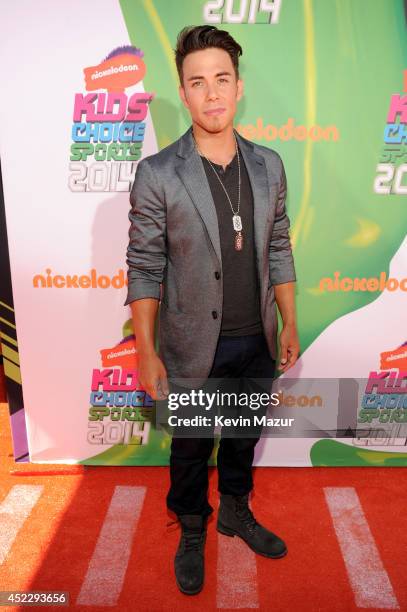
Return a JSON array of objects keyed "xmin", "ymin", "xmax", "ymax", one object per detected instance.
[{"xmin": 175, "ymin": 25, "xmax": 243, "ymax": 86}]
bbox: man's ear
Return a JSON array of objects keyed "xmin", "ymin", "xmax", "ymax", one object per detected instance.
[
  {"xmin": 236, "ymin": 78, "xmax": 244, "ymax": 102},
  {"xmin": 179, "ymin": 84, "xmax": 189, "ymax": 110}
]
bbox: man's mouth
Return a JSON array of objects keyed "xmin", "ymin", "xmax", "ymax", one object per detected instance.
[{"xmin": 204, "ymin": 108, "xmax": 226, "ymax": 116}]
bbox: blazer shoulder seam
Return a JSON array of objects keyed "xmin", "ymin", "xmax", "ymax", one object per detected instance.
[{"xmin": 252, "ymin": 142, "xmax": 283, "ymax": 164}]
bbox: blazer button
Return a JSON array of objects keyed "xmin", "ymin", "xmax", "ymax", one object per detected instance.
[
  {"xmin": 214, "ymin": 271, "xmax": 220, "ymax": 280},
  {"xmin": 212, "ymin": 310, "xmax": 218, "ymax": 319}
]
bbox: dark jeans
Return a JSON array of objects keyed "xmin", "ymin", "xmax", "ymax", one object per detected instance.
[{"xmin": 166, "ymin": 332, "xmax": 276, "ymax": 518}]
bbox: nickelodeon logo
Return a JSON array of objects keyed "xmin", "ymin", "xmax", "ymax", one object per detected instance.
[
  {"xmin": 236, "ymin": 118, "xmax": 339, "ymax": 142},
  {"xmin": 275, "ymin": 391, "xmax": 323, "ymax": 408},
  {"xmin": 319, "ymin": 271, "xmax": 407, "ymax": 292},
  {"xmin": 100, "ymin": 338, "xmax": 137, "ymax": 369},
  {"xmin": 380, "ymin": 344, "xmax": 407, "ymax": 371},
  {"xmin": 83, "ymin": 47, "xmax": 146, "ymax": 93},
  {"xmin": 32, "ymin": 269, "xmax": 128, "ymax": 289}
]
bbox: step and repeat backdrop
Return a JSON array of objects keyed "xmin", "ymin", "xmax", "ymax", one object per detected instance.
[{"xmin": 0, "ymin": 0, "xmax": 406, "ymax": 466}]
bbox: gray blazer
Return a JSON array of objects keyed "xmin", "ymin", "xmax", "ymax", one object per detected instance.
[{"xmin": 124, "ymin": 125, "xmax": 296, "ymax": 388}]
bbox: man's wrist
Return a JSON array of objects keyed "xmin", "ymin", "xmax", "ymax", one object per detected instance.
[
  {"xmin": 137, "ymin": 346, "xmax": 157, "ymax": 358},
  {"xmin": 282, "ymin": 319, "xmax": 297, "ymax": 328}
]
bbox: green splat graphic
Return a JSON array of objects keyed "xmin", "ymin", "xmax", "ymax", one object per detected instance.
[{"xmin": 311, "ymin": 439, "xmax": 407, "ymax": 467}]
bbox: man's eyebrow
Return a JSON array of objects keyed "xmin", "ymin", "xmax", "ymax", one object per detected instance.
[{"xmin": 187, "ymin": 71, "xmax": 232, "ymax": 82}]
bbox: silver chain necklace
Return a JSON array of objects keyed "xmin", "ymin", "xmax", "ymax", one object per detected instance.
[{"xmin": 193, "ymin": 134, "xmax": 244, "ymax": 251}]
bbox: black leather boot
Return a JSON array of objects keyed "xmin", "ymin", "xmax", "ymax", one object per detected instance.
[
  {"xmin": 174, "ymin": 514, "xmax": 207, "ymax": 595},
  {"xmin": 217, "ymin": 493, "xmax": 287, "ymax": 559}
]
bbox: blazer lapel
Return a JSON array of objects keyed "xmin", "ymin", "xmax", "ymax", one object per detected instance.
[
  {"xmin": 174, "ymin": 126, "xmax": 271, "ymax": 281},
  {"xmin": 234, "ymin": 130, "xmax": 270, "ymax": 279},
  {"xmin": 175, "ymin": 127, "xmax": 222, "ymax": 266}
]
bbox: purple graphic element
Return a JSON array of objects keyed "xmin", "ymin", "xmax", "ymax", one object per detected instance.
[
  {"xmin": 10, "ymin": 408, "xmax": 29, "ymax": 462},
  {"xmin": 104, "ymin": 45, "xmax": 144, "ymax": 62},
  {"xmin": 118, "ymin": 334, "xmax": 135, "ymax": 345}
]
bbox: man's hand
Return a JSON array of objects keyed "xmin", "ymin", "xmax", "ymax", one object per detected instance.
[
  {"xmin": 129, "ymin": 299, "xmax": 167, "ymax": 401},
  {"xmin": 278, "ymin": 322, "xmax": 300, "ymax": 372},
  {"xmin": 138, "ymin": 350, "xmax": 169, "ymax": 401}
]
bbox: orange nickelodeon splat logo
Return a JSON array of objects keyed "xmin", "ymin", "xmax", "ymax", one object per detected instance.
[
  {"xmin": 100, "ymin": 337, "xmax": 138, "ymax": 370},
  {"xmin": 380, "ymin": 343, "xmax": 407, "ymax": 371},
  {"xmin": 83, "ymin": 46, "xmax": 146, "ymax": 92}
]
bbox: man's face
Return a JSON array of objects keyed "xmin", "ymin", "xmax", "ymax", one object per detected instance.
[{"xmin": 179, "ymin": 47, "xmax": 243, "ymax": 133}]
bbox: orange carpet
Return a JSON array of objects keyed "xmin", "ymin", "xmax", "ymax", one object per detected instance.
[{"xmin": 0, "ymin": 391, "xmax": 406, "ymax": 611}]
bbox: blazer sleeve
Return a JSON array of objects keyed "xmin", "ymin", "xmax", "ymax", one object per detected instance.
[
  {"xmin": 268, "ymin": 156, "xmax": 297, "ymax": 286},
  {"xmin": 123, "ymin": 158, "xmax": 167, "ymax": 306}
]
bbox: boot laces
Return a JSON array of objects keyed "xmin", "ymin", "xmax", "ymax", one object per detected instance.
[
  {"xmin": 183, "ymin": 528, "xmax": 205, "ymax": 552},
  {"xmin": 166, "ymin": 518, "xmax": 205, "ymax": 551},
  {"xmin": 235, "ymin": 497, "xmax": 258, "ymax": 534}
]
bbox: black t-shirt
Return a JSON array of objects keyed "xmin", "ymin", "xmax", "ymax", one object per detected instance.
[{"xmin": 199, "ymin": 146, "xmax": 263, "ymax": 336}]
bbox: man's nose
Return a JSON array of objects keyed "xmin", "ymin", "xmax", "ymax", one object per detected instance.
[{"xmin": 206, "ymin": 83, "xmax": 219, "ymax": 100}]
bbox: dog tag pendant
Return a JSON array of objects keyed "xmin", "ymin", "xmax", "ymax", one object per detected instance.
[
  {"xmin": 235, "ymin": 231, "xmax": 243, "ymax": 251},
  {"xmin": 232, "ymin": 215, "xmax": 242, "ymax": 232}
]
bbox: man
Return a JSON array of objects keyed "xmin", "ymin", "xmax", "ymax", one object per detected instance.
[{"xmin": 124, "ymin": 25, "xmax": 299, "ymax": 595}]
